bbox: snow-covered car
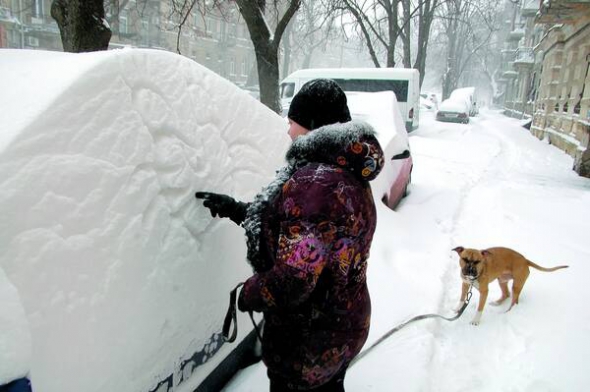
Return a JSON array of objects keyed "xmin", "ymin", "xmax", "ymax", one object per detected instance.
[
  {"xmin": 0, "ymin": 48, "xmax": 289, "ymax": 392},
  {"xmin": 450, "ymin": 87, "xmax": 478, "ymax": 116},
  {"xmin": 436, "ymin": 98, "xmax": 470, "ymax": 124},
  {"xmin": 346, "ymin": 91, "xmax": 413, "ymax": 210},
  {"xmin": 241, "ymin": 85, "xmax": 260, "ymax": 100}
]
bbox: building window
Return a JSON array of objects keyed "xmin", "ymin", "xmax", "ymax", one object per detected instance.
[
  {"xmin": 219, "ymin": 19, "xmax": 224, "ymax": 41},
  {"xmin": 120, "ymin": 15, "xmax": 128, "ymax": 34},
  {"xmin": 230, "ymin": 58, "xmax": 236, "ymax": 75},
  {"xmin": 34, "ymin": 0, "xmax": 43, "ymax": 18},
  {"xmin": 206, "ymin": 17, "xmax": 214, "ymax": 36},
  {"xmin": 574, "ymin": 95, "xmax": 582, "ymax": 115},
  {"xmin": 241, "ymin": 60, "xmax": 246, "ymax": 76}
]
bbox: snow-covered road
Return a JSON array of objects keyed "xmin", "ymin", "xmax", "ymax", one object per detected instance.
[{"xmin": 224, "ymin": 109, "xmax": 590, "ymax": 392}]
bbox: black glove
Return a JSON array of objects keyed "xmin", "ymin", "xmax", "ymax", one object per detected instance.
[{"xmin": 195, "ymin": 191, "xmax": 248, "ymax": 225}]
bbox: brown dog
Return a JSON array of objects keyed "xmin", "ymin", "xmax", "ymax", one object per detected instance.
[{"xmin": 453, "ymin": 246, "xmax": 568, "ymax": 325}]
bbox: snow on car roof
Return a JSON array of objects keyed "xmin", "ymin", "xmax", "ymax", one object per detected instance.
[{"xmin": 439, "ymin": 98, "xmax": 469, "ymax": 112}]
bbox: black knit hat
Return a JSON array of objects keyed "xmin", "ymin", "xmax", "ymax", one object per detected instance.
[{"xmin": 287, "ymin": 78, "xmax": 351, "ymax": 131}]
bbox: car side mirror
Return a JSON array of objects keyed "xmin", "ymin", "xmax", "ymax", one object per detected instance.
[{"xmin": 391, "ymin": 150, "xmax": 410, "ymax": 160}]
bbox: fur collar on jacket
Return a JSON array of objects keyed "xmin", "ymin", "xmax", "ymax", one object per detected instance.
[{"xmin": 243, "ymin": 120, "xmax": 384, "ymax": 272}]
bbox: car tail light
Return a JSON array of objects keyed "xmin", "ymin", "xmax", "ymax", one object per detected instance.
[{"xmin": 409, "ymin": 108, "xmax": 414, "ymax": 119}]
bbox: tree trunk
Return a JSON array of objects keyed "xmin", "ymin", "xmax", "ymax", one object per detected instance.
[
  {"xmin": 281, "ymin": 23, "xmax": 292, "ymax": 79},
  {"xmin": 385, "ymin": 1, "xmax": 399, "ymax": 67},
  {"xmin": 401, "ymin": 0, "xmax": 411, "ymax": 68},
  {"xmin": 236, "ymin": 0, "xmax": 301, "ymax": 114},
  {"xmin": 51, "ymin": 0, "xmax": 112, "ymax": 53},
  {"xmin": 257, "ymin": 47, "xmax": 281, "ymax": 112},
  {"xmin": 413, "ymin": 0, "xmax": 438, "ymax": 88},
  {"xmin": 442, "ymin": 1, "xmax": 460, "ymax": 100}
]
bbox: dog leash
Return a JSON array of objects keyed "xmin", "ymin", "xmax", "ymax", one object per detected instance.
[
  {"xmin": 222, "ymin": 282, "xmax": 263, "ymax": 343},
  {"xmin": 349, "ymin": 284, "xmax": 473, "ymax": 367}
]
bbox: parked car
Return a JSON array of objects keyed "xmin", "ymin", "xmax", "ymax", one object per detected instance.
[
  {"xmin": 436, "ymin": 98, "xmax": 470, "ymax": 124},
  {"xmin": 450, "ymin": 87, "xmax": 478, "ymax": 116},
  {"xmin": 345, "ymin": 90, "xmax": 413, "ymax": 210}
]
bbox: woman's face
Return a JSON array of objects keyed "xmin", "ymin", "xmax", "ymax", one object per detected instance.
[{"xmin": 287, "ymin": 119, "xmax": 310, "ymax": 141}]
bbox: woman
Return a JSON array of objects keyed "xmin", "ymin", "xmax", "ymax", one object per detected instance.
[{"xmin": 196, "ymin": 79, "xmax": 384, "ymax": 391}]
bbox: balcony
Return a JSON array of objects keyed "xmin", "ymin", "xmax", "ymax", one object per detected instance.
[
  {"xmin": 521, "ymin": 0, "xmax": 540, "ymax": 17},
  {"xmin": 507, "ymin": 28, "xmax": 525, "ymax": 42},
  {"xmin": 514, "ymin": 47, "xmax": 535, "ymax": 67},
  {"xmin": 502, "ymin": 70, "xmax": 519, "ymax": 79},
  {"xmin": 537, "ymin": 0, "xmax": 590, "ymax": 24}
]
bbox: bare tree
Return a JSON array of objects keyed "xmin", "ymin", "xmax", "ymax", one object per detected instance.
[
  {"xmin": 235, "ymin": 0, "xmax": 302, "ymax": 113},
  {"xmin": 438, "ymin": 0, "xmax": 500, "ymax": 99},
  {"xmin": 51, "ymin": 0, "xmax": 112, "ymax": 52},
  {"xmin": 286, "ymin": 0, "xmax": 339, "ymax": 70},
  {"xmin": 399, "ymin": 0, "xmax": 441, "ymax": 87},
  {"xmin": 337, "ymin": 0, "xmax": 404, "ymax": 67}
]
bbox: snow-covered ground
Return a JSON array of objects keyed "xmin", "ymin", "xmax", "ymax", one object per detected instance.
[{"xmin": 225, "ymin": 110, "xmax": 590, "ymax": 391}]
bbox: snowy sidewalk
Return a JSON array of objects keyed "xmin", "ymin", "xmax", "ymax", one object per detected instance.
[{"xmin": 224, "ymin": 109, "xmax": 590, "ymax": 392}]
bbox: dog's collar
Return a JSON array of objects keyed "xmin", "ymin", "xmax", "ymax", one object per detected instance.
[{"xmin": 462, "ymin": 275, "xmax": 479, "ymax": 284}]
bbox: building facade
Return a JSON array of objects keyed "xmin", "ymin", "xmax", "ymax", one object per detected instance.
[
  {"xmin": 499, "ymin": 0, "xmax": 590, "ymax": 177},
  {"xmin": 532, "ymin": 0, "xmax": 590, "ymax": 177},
  {"xmin": 500, "ymin": 0, "xmax": 543, "ymax": 118},
  {"xmin": 0, "ymin": 0, "xmax": 61, "ymax": 51}
]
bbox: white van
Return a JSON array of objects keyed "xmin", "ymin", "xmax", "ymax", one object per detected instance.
[{"xmin": 280, "ymin": 68, "xmax": 421, "ymax": 132}]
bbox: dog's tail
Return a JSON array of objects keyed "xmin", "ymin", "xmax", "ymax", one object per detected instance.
[{"xmin": 527, "ymin": 260, "xmax": 569, "ymax": 272}]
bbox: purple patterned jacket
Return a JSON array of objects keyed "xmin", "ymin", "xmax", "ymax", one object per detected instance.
[{"xmin": 239, "ymin": 121, "xmax": 384, "ymax": 389}]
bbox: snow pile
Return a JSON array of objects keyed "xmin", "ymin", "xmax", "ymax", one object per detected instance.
[
  {"xmin": 0, "ymin": 268, "xmax": 31, "ymax": 384},
  {"xmin": 0, "ymin": 49, "xmax": 289, "ymax": 392}
]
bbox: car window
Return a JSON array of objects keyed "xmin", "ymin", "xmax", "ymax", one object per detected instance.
[
  {"xmin": 332, "ymin": 79, "xmax": 409, "ymax": 102},
  {"xmin": 280, "ymin": 83, "xmax": 295, "ymax": 99}
]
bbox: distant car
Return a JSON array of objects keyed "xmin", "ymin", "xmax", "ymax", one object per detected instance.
[
  {"xmin": 420, "ymin": 96, "xmax": 435, "ymax": 111},
  {"xmin": 420, "ymin": 92, "xmax": 439, "ymax": 109},
  {"xmin": 436, "ymin": 98, "xmax": 470, "ymax": 124},
  {"xmin": 345, "ymin": 91, "xmax": 413, "ymax": 210},
  {"xmin": 450, "ymin": 87, "xmax": 478, "ymax": 116}
]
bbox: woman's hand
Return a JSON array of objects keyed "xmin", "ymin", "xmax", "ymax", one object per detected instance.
[{"xmin": 195, "ymin": 192, "xmax": 248, "ymax": 225}]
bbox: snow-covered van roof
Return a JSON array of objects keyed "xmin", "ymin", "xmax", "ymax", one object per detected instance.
[{"xmin": 284, "ymin": 67, "xmax": 419, "ymax": 81}]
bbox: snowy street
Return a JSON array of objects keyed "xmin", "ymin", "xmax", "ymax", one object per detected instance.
[{"xmin": 224, "ymin": 109, "xmax": 590, "ymax": 392}]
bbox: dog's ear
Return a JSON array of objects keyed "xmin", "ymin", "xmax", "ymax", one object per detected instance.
[
  {"xmin": 481, "ymin": 250, "xmax": 491, "ymax": 257},
  {"xmin": 452, "ymin": 246, "xmax": 464, "ymax": 255}
]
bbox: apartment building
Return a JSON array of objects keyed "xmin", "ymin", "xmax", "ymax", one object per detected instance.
[
  {"xmin": 0, "ymin": 0, "xmax": 61, "ymax": 50},
  {"xmin": 532, "ymin": 0, "xmax": 590, "ymax": 177},
  {"xmin": 502, "ymin": 0, "xmax": 543, "ymax": 118}
]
